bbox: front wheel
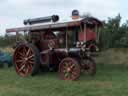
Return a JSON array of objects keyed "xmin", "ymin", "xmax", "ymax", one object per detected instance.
[{"xmin": 59, "ymin": 57, "xmax": 80, "ymax": 80}]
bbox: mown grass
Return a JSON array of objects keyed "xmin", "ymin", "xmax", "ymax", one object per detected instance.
[
  {"xmin": 96, "ymin": 48, "xmax": 128, "ymax": 65},
  {"xmin": 0, "ymin": 48, "xmax": 128, "ymax": 96},
  {"xmin": 0, "ymin": 63, "xmax": 128, "ymax": 96}
]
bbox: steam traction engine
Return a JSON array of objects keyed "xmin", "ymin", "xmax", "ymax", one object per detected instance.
[{"xmin": 6, "ymin": 12, "xmax": 102, "ymax": 80}]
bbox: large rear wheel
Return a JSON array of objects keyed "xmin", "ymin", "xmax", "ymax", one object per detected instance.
[
  {"xmin": 13, "ymin": 43, "xmax": 40, "ymax": 77},
  {"xmin": 59, "ymin": 57, "xmax": 80, "ymax": 80}
]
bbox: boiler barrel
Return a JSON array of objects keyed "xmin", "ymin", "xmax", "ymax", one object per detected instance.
[{"xmin": 24, "ymin": 15, "xmax": 59, "ymax": 25}]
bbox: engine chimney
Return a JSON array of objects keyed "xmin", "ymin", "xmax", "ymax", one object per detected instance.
[{"xmin": 72, "ymin": 10, "xmax": 80, "ymax": 19}]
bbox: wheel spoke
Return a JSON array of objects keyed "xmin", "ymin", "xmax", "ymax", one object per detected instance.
[
  {"xmin": 16, "ymin": 59, "xmax": 24, "ymax": 63},
  {"xmin": 63, "ymin": 70, "xmax": 67, "ymax": 73},
  {"xmin": 70, "ymin": 64, "xmax": 75, "ymax": 69},
  {"xmin": 67, "ymin": 73, "xmax": 72, "ymax": 80},
  {"xmin": 28, "ymin": 55, "xmax": 34, "ymax": 59},
  {"xmin": 28, "ymin": 60, "xmax": 34, "ymax": 64},
  {"xmin": 26, "ymin": 48, "xmax": 31, "ymax": 56},
  {"xmin": 15, "ymin": 54, "xmax": 23, "ymax": 60},
  {"xmin": 65, "ymin": 72, "xmax": 70, "ymax": 78},
  {"xmin": 24, "ymin": 65, "xmax": 29, "ymax": 74},
  {"xmin": 17, "ymin": 52, "xmax": 24, "ymax": 57},
  {"xmin": 19, "ymin": 64, "xmax": 26, "ymax": 72},
  {"xmin": 71, "ymin": 71, "xmax": 78, "ymax": 77},
  {"xmin": 22, "ymin": 47, "xmax": 27, "ymax": 55},
  {"xmin": 28, "ymin": 60, "xmax": 34, "ymax": 69}
]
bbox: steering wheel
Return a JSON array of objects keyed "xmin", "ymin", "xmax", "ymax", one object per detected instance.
[{"xmin": 48, "ymin": 40, "xmax": 55, "ymax": 49}]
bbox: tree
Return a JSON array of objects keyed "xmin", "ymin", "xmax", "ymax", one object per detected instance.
[{"xmin": 99, "ymin": 14, "xmax": 128, "ymax": 48}]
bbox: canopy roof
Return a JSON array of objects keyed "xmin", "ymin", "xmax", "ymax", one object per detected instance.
[{"xmin": 6, "ymin": 17, "xmax": 102, "ymax": 33}]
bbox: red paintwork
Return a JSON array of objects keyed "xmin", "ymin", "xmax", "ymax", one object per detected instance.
[
  {"xmin": 78, "ymin": 28, "xmax": 96, "ymax": 41},
  {"xmin": 38, "ymin": 32, "xmax": 64, "ymax": 66},
  {"xmin": 40, "ymin": 48, "xmax": 67, "ymax": 66},
  {"xmin": 40, "ymin": 53, "xmax": 49, "ymax": 64}
]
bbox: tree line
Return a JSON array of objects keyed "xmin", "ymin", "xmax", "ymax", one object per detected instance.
[{"xmin": 100, "ymin": 14, "xmax": 128, "ymax": 48}]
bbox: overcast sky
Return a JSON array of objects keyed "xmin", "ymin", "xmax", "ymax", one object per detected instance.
[{"xmin": 0, "ymin": 0, "xmax": 127, "ymax": 35}]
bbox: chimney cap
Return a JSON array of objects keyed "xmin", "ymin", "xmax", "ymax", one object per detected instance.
[{"xmin": 72, "ymin": 10, "xmax": 79, "ymax": 16}]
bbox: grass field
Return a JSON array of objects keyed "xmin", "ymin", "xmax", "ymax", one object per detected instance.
[
  {"xmin": 0, "ymin": 63, "xmax": 128, "ymax": 96},
  {"xmin": 0, "ymin": 48, "xmax": 128, "ymax": 96}
]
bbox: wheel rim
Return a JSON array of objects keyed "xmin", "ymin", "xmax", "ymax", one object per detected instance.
[
  {"xmin": 59, "ymin": 58, "xmax": 80, "ymax": 80},
  {"xmin": 14, "ymin": 45, "xmax": 35, "ymax": 76}
]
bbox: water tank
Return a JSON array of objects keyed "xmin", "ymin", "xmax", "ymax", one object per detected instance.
[{"xmin": 24, "ymin": 15, "xmax": 59, "ymax": 25}]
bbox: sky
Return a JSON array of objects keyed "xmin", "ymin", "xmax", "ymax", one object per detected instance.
[{"xmin": 0, "ymin": 0, "xmax": 127, "ymax": 35}]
